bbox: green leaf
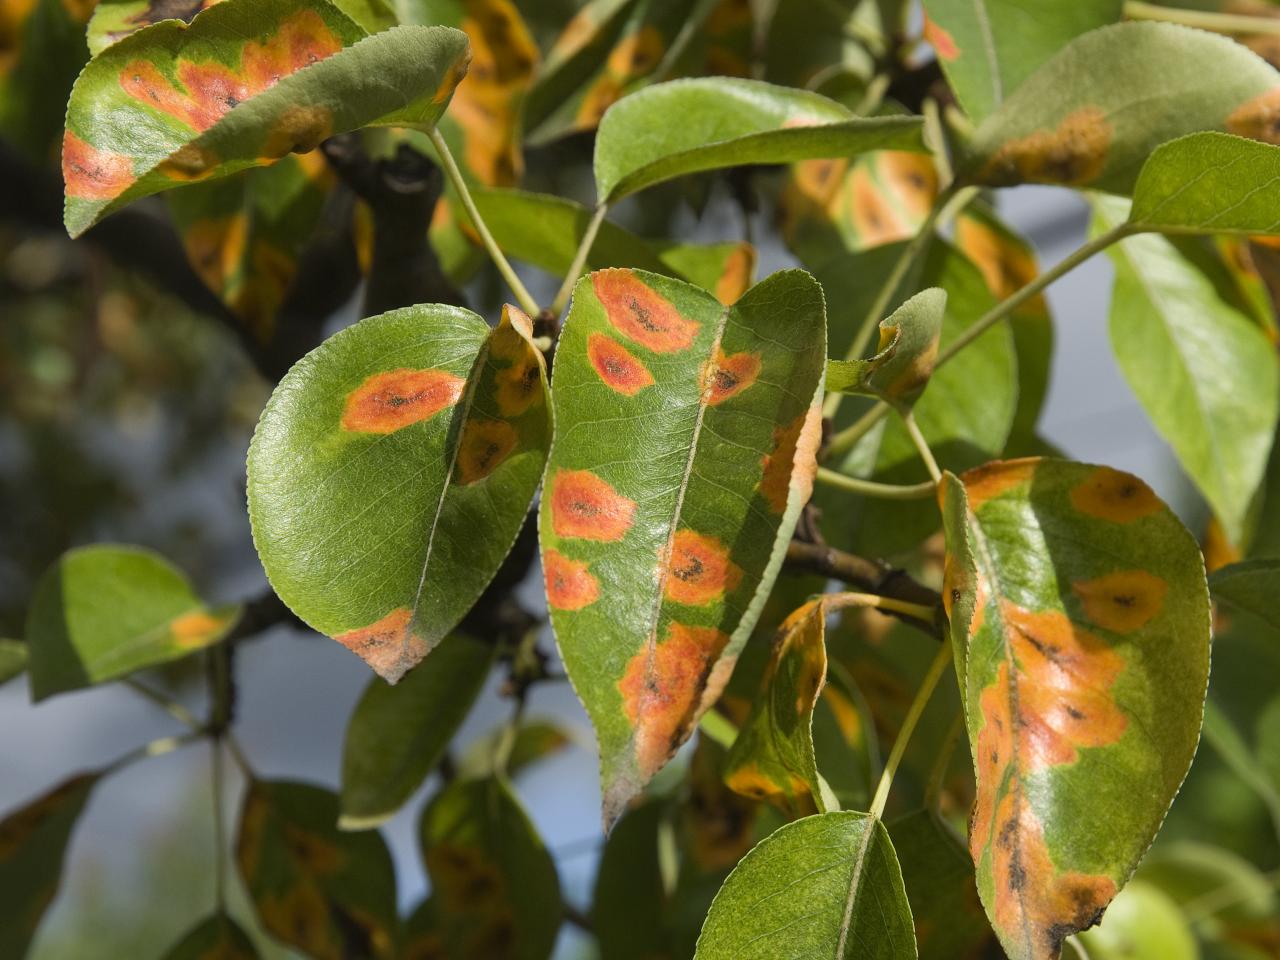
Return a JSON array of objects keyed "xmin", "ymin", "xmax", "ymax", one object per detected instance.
[
  {"xmin": 592, "ymin": 799, "xmax": 673, "ymax": 960},
  {"xmin": 1137, "ymin": 842, "xmax": 1279, "ymax": 935},
  {"xmin": 1210, "ymin": 558, "xmax": 1280, "ymax": 631},
  {"xmin": 0, "ymin": 639, "xmax": 28, "ymax": 685},
  {"xmin": 1093, "ymin": 195, "xmax": 1279, "ymax": 546},
  {"xmin": 159, "ymin": 914, "xmax": 260, "ymax": 960},
  {"xmin": 920, "ymin": 0, "xmax": 1121, "ymax": 124},
  {"xmin": 1201, "ymin": 699, "xmax": 1280, "ymax": 837},
  {"xmin": 693, "ymin": 811, "xmax": 917, "ymax": 959},
  {"xmin": 1130, "ymin": 133, "xmax": 1280, "ymax": 236},
  {"xmin": 724, "ymin": 599, "xmax": 828, "ymax": 815},
  {"xmin": 940, "ymin": 458, "xmax": 1211, "ymax": 960},
  {"xmin": 62, "ymin": 0, "xmax": 470, "ymax": 236},
  {"xmin": 1075, "ymin": 881, "xmax": 1198, "ymax": 960},
  {"xmin": 458, "ymin": 719, "xmax": 575, "ymax": 780},
  {"xmin": 963, "ymin": 21, "xmax": 1280, "ymax": 194},
  {"xmin": 418, "ymin": 776, "xmax": 562, "ymax": 960},
  {"xmin": 889, "ymin": 811, "xmax": 994, "ymax": 960},
  {"xmin": 811, "ymin": 669, "xmax": 880, "ymax": 812},
  {"xmin": 593, "ymin": 77, "xmax": 925, "ymax": 203},
  {"xmin": 0, "ymin": 0, "xmax": 91, "ymax": 161},
  {"xmin": 25, "ymin": 545, "xmax": 239, "ymax": 702},
  {"xmin": 340, "ymin": 633, "xmax": 496, "ymax": 829},
  {"xmin": 541, "ymin": 268, "xmax": 827, "ymax": 825},
  {"xmin": 400, "ymin": 896, "xmax": 444, "ymax": 958},
  {"xmin": 827, "ymin": 287, "xmax": 946, "ymax": 410},
  {"xmin": 236, "ymin": 779, "xmax": 398, "ymax": 959},
  {"xmin": 0, "ymin": 773, "xmax": 99, "ymax": 960},
  {"xmin": 248, "ymin": 303, "xmax": 551, "ymax": 683}
]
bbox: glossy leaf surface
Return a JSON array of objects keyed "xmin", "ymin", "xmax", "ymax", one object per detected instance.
[
  {"xmin": 1130, "ymin": 132, "xmax": 1280, "ymax": 236},
  {"xmin": 0, "ymin": 774, "xmax": 99, "ymax": 960},
  {"xmin": 1209, "ymin": 558, "xmax": 1280, "ymax": 632},
  {"xmin": 963, "ymin": 22, "xmax": 1280, "ymax": 193},
  {"xmin": 594, "ymin": 77, "xmax": 925, "ymax": 202},
  {"xmin": 418, "ymin": 776, "xmax": 561, "ymax": 960},
  {"xmin": 1094, "ymin": 195, "xmax": 1278, "ymax": 545},
  {"xmin": 26, "ymin": 545, "xmax": 239, "ymax": 701},
  {"xmin": 542, "ymin": 268, "xmax": 826, "ymax": 824},
  {"xmin": 694, "ymin": 811, "xmax": 916, "ymax": 959},
  {"xmin": 63, "ymin": 0, "xmax": 469, "ymax": 236},
  {"xmin": 160, "ymin": 914, "xmax": 260, "ymax": 960},
  {"xmin": 249, "ymin": 304, "xmax": 550, "ymax": 682},
  {"xmin": 941, "ymin": 459, "xmax": 1211, "ymax": 960},
  {"xmin": 236, "ymin": 779, "xmax": 397, "ymax": 959},
  {"xmin": 827, "ymin": 287, "xmax": 945, "ymax": 411},
  {"xmin": 724, "ymin": 599, "xmax": 827, "ymax": 814},
  {"xmin": 920, "ymin": 0, "xmax": 1120, "ymax": 123},
  {"xmin": 340, "ymin": 633, "xmax": 496, "ymax": 828},
  {"xmin": 1075, "ymin": 881, "xmax": 1199, "ymax": 960}
]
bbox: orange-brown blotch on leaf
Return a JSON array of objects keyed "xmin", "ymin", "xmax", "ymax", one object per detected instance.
[
  {"xmin": 1227, "ymin": 86, "xmax": 1280, "ymax": 145},
  {"xmin": 333, "ymin": 607, "xmax": 427, "ymax": 683},
  {"xmin": 62, "ymin": 130, "xmax": 137, "ymax": 201},
  {"xmin": 170, "ymin": 610, "xmax": 229, "ymax": 647},
  {"xmin": 962, "ymin": 458, "xmax": 1039, "ymax": 511},
  {"xmin": 542, "ymin": 549, "xmax": 600, "ymax": 611},
  {"xmin": 879, "ymin": 151, "xmax": 938, "ymax": 221},
  {"xmin": 923, "ymin": 14, "xmax": 959, "ymax": 60},
  {"xmin": 663, "ymin": 529, "xmax": 742, "ymax": 605},
  {"xmin": 1073, "ymin": 570, "xmax": 1167, "ymax": 634},
  {"xmin": 587, "ymin": 333, "xmax": 655, "ymax": 396},
  {"xmin": 702, "ymin": 348, "xmax": 762, "ymax": 405},
  {"xmin": 714, "ymin": 244, "xmax": 756, "ymax": 305},
  {"xmin": 982, "ymin": 107, "xmax": 1113, "ymax": 186},
  {"xmin": 592, "ymin": 269, "xmax": 701, "ymax": 353},
  {"xmin": 340, "ymin": 368, "xmax": 466, "ymax": 434},
  {"xmin": 548, "ymin": 469, "xmax": 637, "ymax": 542},
  {"xmin": 1069, "ymin": 466, "xmax": 1162, "ymax": 523},
  {"xmin": 618, "ymin": 623, "xmax": 731, "ymax": 777},
  {"xmin": 759, "ymin": 406, "xmax": 822, "ymax": 513},
  {"xmin": 850, "ymin": 164, "xmax": 909, "ymax": 246},
  {"xmin": 455, "ymin": 419, "xmax": 518, "ymax": 484}
]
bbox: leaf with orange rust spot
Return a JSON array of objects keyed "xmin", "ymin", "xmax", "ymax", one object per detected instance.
[
  {"xmin": 249, "ymin": 303, "xmax": 550, "ymax": 683},
  {"xmin": 25, "ymin": 544, "xmax": 240, "ymax": 701},
  {"xmin": 724, "ymin": 599, "xmax": 828, "ymax": 814},
  {"xmin": 0, "ymin": 0, "xmax": 93, "ymax": 160},
  {"xmin": 62, "ymin": 0, "xmax": 470, "ymax": 236},
  {"xmin": 827, "ymin": 287, "xmax": 946, "ymax": 411},
  {"xmin": 939, "ymin": 459, "xmax": 1211, "ymax": 960},
  {"xmin": 0, "ymin": 773, "xmax": 101, "ymax": 959},
  {"xmin": 541, "ymin": 268, "xmax": 826, "ymax": 826},
  {"xmin": 235, "ymin": 780, "xmax": 398, "ymax": 960},
  {"xmin": 964, "ymin": 21, "xmax": 1280, "ymax": 193}
]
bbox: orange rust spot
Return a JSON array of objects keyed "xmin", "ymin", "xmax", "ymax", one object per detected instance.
[
  {"xmin": 576, "ymin": 73, "xmax": 624, "ymax": 127},
  {"xmin": 989, "ymin": 788, "xmax": 1118, "ymax": 960},
  {"xmin": 549, "ymin": 469, "xmax": 636, "ymax": 541},
  {"xmin": 663, "ymin": 529, "xmax": 742, "ymax": 606},
  {"xmin": 334, "ymin": 608, "xmax": 427, "ymax": 683},
  {"xmin": 433, "ymin": 52, "xmax": 472, "ymax": 105},
  {"xmin": 1202, "ymin": 516, "xmax": 1241, "ymax": 575},
  {"xmin": 619, "ymin": 623, "xmax": 730, "ymax": 777},
  {"xmin": 850, "ymin": 164, "xmax": 909, "ymax": 246},
  {"xmin": 159, "ymin": 143, "xmax": 219, "ymax": 181},
  {"xmin": 260, "ymin": 104, "xmax": 334, "ymax": 161},
  {"xmin": 879, "ymin": 151, "xmax": 938, "ymax": 221},
  {"xmin": 340, "ymin": 368, "xmax": 465, "ymax": 434},
  {"xmin": 702, "ymin": 348, "xmax": 761, "ymax": 405},
  {"xmin": 587, "ymin": 333, "xmax": 655, "ymax": 396},
  {"xmin": 1073, "ymin": 570, "xmax": 1167, "ymax": 634},
  {"xmin": 1070, "ymin": 466, "xmax": 1161, "ymax": 523},
  {"xmin": 542, "ymin": 549, "xmax": 599, "ymax": 611},
  {"xmin": 1227, "ymin": 86, "xmax": 1280, "ymax": 146},
  {"xmin": 258, "ymin": 882, "xmax": 333, "ymax": 959},
  {"xmin": 923, "ymin": 14, "xmax": 959, "ymax": 60},
  {"xmin": 606, "ymin": 25, "xmax": 665, "ymax": 79},
  {"xmin": 962, "ymin": 459, "xmax": 1039, "ymax": 512},
  {"xmin": 170, "ymin": 611, "xmax": 227, "ymax": 647},
  {"xmin": 759, "ymin": 405, "xmax": 822, "ymax": 513},
  {"xmin": 983, "ymin": 107, "xmax": 1113, "ymax": 186},
  {"xmin": 62, "ymin": 130, "xmax": 136, "ymax": 201},
  {"xmin": 592, "ymin": 269, "xmax": 700, "ymax": 353},
  {"xmin": 495, "ymin": 358, "xmax": 544, "ymax": 415},
  {"xmin": 455, "ymin": 418, "xmax": 518, "ymax": 484},
  {"xmin": 823, "ymin": 686, "xmax": 862, "ymax": 743},
  {"xmin": 714, "ymin": 244, "xmax": 755, "ymax": 305}
]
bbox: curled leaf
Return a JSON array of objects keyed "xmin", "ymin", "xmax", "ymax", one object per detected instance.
[{"xmin": 826, "ymin": 287, "xmax": 946, "ymax": 410}]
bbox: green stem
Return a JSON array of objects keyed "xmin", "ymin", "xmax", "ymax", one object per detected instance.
[
  {"xmin": 869, "ymin": 637, "xmax": 953, "ymax": 820},
  {"xmin": 210, "ymin": 740, "xmax": 226, "ymax": 912},
  {"xmin": 902, "ymin": 411, "xmax": 942, "ymax": 483},
  {"xmin": 125, "ymin": 678, "xmax": 202, "ymax": 731},
  {"xmin": 1125, "ymin": 0, "xmax": 1280, "ymax": 36},
  {"xmin": 826, "ymin": 224, "xmax": 1130, "ymax": 458},
  {"xmin": 815, "ymin": 467, "xmax": 937, "ymax": 500},
  {"xmin": 822, "ymin": 591, "xmax": 937, "ymax": 622},
  {"xmin": 427, "ymin": 127, "xmax": 541, "ymax": 317},
  {"xmin": 550, "ymin": 203, "xmax": 609, "ymax": 318},
  {"xmin": 697, "ymin": 709, "xmax": 739, "ymax": 749},
  {"xmin": 105, "ymin": 730, "xmax": 204, "ymax": 776},
  {"xmin": 925, "ymin": 709, "xmax": 965, "ymax": 810}
]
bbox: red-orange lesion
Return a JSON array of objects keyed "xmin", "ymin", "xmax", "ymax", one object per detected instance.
[
  {"xmin": 618, "ymin": 623, "xmax": 730, "ymax": 777},
  {"xmin": 117, "ymin": 11, "xmax": 343, "ymax": 133},
  {"xmin": 549, "ymin": 469, "xmax": 636, "ymax": 542},
  {"xmin": 62, "ymin": 130, "xmax": 137, "ymax": 201},
  {"xmin": 340, "ymin": 368, "xmax": 465, "ymax": 434},
  {"xmin": 702, "ymin": 348, "xmax": 761, "ymax": 405},
  {"xmin": 962, "ymin": 458, "xmax": 1039, "ymax": 512},
  {"xmin": 1073, "ymin": 570, "xmax": 1167, "ymax": 634},
  {"xmin": 1227, "ymin": 86, "xmax": 1280, "ymax": 146},
  {"xmin": 982, "ymin": 107, "xmax": 1113, "ymax": 187},
  {"xmin": 759, "ymin": 406, "xmax": 822, "ymax": 514},
  {"xmin": 714, "ymin": 244, "xmax": 755, "ymax": 305},
  {"xmin": 850, "ymin": 164, "xmax": 909, "ymax": 246},
  {"xmin": 333, "ymin": 607, "xmax": 427, "ymax": 683},
  {"xmin": 663, "ymin": 529, "xmax": 742, "ymax": 605},
  {"xmin": 542, "ymin": 549, "xmax": 599, "ymax": 611},
  {"xmin": 169, "ymin": 610, "xmax": 229, "ymax": 647},
  {"xmin": 591, "ymin": 269, "xmax": 700, "ymax": 354},
  {"xmin": 587, "ymin": 333, "xmax": 655, "ymax": 396},
  {"xmin": 878, "ymin": 151, "xmax": 938, "ymax": 222},
  {"xmin": 455, "ymin": 418, "xmax": 518, "ymax": 484},
  {"xmin": 923, "ymin": 14, "xmax": 959, "ymax": 60},
  {"xmin": 1069, "ymin": 466, "xmax": 1162, "ymax": 523}
]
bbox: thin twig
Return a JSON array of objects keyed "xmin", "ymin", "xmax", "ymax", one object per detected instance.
[
  {"xmin": 124, "ymin": 678, "xmax": 203, "ymax": 731},
  {"xmin": 815, "ymin": 467, "xmax": 937, "ymax": 500},
  {"xmin": 902, "ymin": 411, "xmax": 942, "ymax": 483},
  {"xmin": 1125, "ymin": 0, "xmax": 1280, "ymax": 36},
  {"xmin": 550, "ymin": 204, "xmax": 608, "ymax": 317}
]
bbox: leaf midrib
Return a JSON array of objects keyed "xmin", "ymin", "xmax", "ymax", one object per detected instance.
[{"xmin": 834, "ymin": 818, "xmax": 876, "ymax": 958}]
